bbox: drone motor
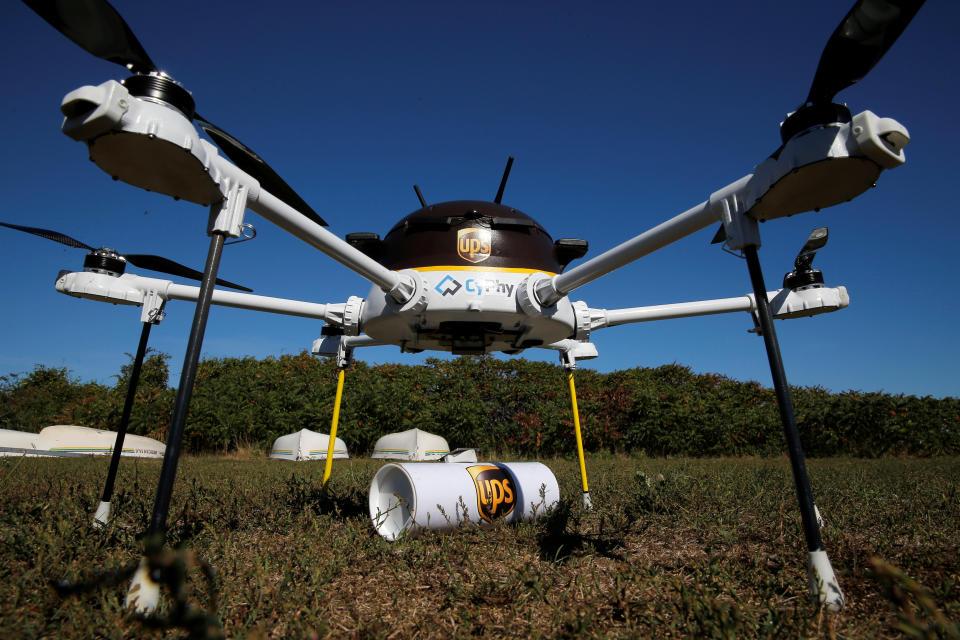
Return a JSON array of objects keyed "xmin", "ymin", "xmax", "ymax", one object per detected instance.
[{"xmin": 82, "ymin": 247, "xmax": 127, "ymax": 277}]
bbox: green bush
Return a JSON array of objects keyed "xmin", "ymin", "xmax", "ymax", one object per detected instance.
[
  {"xmin": 0, "ymin": 365, "xmax": 108, "ymax": 432},
  {"xmin": 2, "ymin": 353, "xmax": 957, "ymax": 456}
]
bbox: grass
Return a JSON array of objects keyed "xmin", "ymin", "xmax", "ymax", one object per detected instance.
[{"xmin": 0, "ymin": 454, "xmax": 957, "ymax": 638}]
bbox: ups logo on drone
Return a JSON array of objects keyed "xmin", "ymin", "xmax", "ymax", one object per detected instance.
[
  {"xmin": 467, "ymin": 464, "xmax": 516, "ymax": 523},
  {"xmin": 457, "ymin": 228, "xmax": 492, "ymax": 264}
]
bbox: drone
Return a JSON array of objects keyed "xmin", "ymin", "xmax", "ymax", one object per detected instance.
[{"xmin": 11, "ymin": 0, "xmax": 925, "ymax": 618}]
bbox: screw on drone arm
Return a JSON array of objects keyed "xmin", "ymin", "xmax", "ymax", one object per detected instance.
[
  {"xmin": 93, "ymin": 320, "xmax": 153, "ymax": 529},
  {"xmin": 743, "ymin": 244, "xmax": 843, "ymax": 609}
]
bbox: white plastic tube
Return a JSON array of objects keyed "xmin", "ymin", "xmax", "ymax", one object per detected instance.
[{"xmin": 369, "ymin": 462, "xmax": 559, "ymax": 540}]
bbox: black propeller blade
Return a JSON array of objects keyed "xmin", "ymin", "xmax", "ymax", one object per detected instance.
[
  {"xmin": 122, "ymin": 254, "xmax": 251, "ymax": 291},
  {"xmin": 21, "ymin": 0, "xmax": 327, "ymax": 226},
  {"xmin": 780, "ymin": 0, "xmax": 924, "ymax": 144},
  {"xmin": 794, "ymin": 227, "xmax": 828, "ymax": 272},
  {"xmin": 23, "ymin": 0, "xmax": 156, "ymax": 74},
  {"xmin": 806, "ymin": 0, "xmax": 926, "ymax": 106},
  {"xmin": 0, "ymin": 222, "xmax": 252, "ymax": 292},
  {"xmin": 0, "ymin": 221, "xmax": 94, "ymax": 250},
  {"xmin": 194, "ymin": 116, "xmax": 328, "ymax": 227},
  {"xmin": 783, "ymin": 227, "xmax": 829, "ymax": 290}
]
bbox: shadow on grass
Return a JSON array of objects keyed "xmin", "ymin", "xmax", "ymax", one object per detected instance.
[
  {"xmin": 282, "ymin": 473, "xmax": 368, "ymax": 519},
  {"xmin": 536, "ymin": 500, "xmax": 626, "ymax": 563}
]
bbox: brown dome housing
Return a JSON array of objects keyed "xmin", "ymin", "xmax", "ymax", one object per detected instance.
[{"xmin": 347, "ymin": 200, "xmax": 587, "ymax": 273}]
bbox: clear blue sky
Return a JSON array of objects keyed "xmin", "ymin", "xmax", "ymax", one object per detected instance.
[{"xmin": 0, "ymin": 1, "xmax": 956, "ymax": 399}]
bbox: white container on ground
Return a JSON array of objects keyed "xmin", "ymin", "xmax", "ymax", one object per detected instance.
[
  {"xmin": 269, "ymin": 429, "xmax": 349, "ymax": 461},
  {"xmin": 0, "ymin": 429, "xmax": 40, "ymax": 456},
  {"xmin": 371, "ymin": 428, "xmax": 449, "ymax": 461},
  {"xmin": 369, "ymin": 461, "xmax": 559, "ymax": 540},
  {"xmin": 36, "ymin": 425, "xmax": 165, "ymax": 457}
]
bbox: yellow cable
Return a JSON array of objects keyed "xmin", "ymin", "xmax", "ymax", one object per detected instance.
[
  {"xmin": 568, "ymin": 371, "xmax": 590, "ymax": 494},
  {"xmin": 322, "ymin": 367, "xmax": 346, "ymax": 486}
]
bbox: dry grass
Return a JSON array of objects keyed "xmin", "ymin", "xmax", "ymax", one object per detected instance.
[{"xmin": 0, "ymin": 455, "xmax": 957, "ymax": 638}]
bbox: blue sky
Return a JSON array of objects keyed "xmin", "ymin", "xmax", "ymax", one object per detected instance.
[{"xmin": 0, "ymin": 1, "xmax": 956, "ymax": 399}]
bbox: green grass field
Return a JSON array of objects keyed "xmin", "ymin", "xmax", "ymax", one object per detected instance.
[{"xmin": 0, "ymin": 455, "xmax": 957, "ymax": 638}]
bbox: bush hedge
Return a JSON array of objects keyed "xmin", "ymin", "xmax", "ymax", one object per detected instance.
[{"xmin": 1, "ymin": 352, "xmax": 956, "ymax": 457}]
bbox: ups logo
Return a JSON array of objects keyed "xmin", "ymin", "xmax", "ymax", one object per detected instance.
[
  {"xmin": 457, "ymin": 228, "xmax": 492, "ymax": 264},
  {"xmin": 467, "ymin": 464, "xmax": 516, "ymax": 523}
]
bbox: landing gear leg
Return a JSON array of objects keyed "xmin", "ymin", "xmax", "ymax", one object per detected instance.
[
  {"xmin": 744, "ymin": 243, "xmax": 843, "ymax": 610},
  {"xmin": 320, "ymin": 340, "xmax": 353, "ymax": 486},
  {"xmin": 561, "ymin": 354, "xmax": 592, "ymax": 509},
  {"xmin": 322, "ymin": 366, "xmax": 347, "ymax": 487},
  {"xmin": 93, "ymin": 320, "xmax": 155, "ymax": 529},
  {"xmin": 127, "ymin": 228, "xmax": 229, "ymax": 613}
]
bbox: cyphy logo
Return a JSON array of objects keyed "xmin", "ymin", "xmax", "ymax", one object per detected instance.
[
  {"xmin": 434, "ymin": 275, "xmax": 462, "ymax": 296},
  {"xmin": 432, "ymin": 274, "xmax": 515, "ymax": 298},
  {"xmin": 467, "ymin": 464, "xmax": 516, "ymax": 523},
  {"xmin": 457, "ymin": 228, "xmax": 491, "ymax": 264}
]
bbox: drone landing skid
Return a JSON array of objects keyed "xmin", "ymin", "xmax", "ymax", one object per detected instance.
[{"xmin": 744, "ymin": 245, "xmax": 843, "ymax": 610}]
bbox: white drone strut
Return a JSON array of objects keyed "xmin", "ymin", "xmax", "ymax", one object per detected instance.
[
  {"xmin": 532, "ymin": 110, "xmax": 908, "ymax": 308},
  {"xmin": 60, "ymin": 80, "xmax": 418, "ymax": 305}
]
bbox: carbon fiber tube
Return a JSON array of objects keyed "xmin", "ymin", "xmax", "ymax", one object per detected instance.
[
  {"xmin": 744, "ymin": 245, "xmax": 824, "ymax": 552},
  {"xmin": 147, "ymin": 232, "xmax": 225, "ymax": 536}
]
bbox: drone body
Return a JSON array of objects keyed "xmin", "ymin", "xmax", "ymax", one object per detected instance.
[{"xmin": 349, "ymin": 198, "xmax": 587, "ymax": 355}]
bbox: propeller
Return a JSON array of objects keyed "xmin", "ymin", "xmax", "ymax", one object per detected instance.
[
  {"xmin": 0, "ymin": 221, "xmax": 252, "ymax": 292},
  {"xmin": 783, "ymin": 227, "xmax": 828, "ymax": 290},
  {"xmin": 806, "ymin": 0, "xmax": 925, "ymax": 106},
  {"xmin": 794, "ymin": 227, "xmax": 828, "ymax": 270},
  {"xmin": 21, "ymin": 0, "xmax": 327, "ymax": 227},
  {"xmin": 781, "ymin": 0, "xmax": 925, "ymax": 142}
]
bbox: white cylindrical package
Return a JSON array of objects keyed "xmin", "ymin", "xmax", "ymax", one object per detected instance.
[{"xmin": 369, "ymin": 461, "xmax": 559, "ymax": 540}]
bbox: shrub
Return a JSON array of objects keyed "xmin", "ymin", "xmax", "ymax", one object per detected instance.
[{"xmin": 2, "ymin": 353, "xmax": 957, "ymax": 456}]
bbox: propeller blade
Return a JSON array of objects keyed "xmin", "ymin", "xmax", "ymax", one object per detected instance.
[
  {"xmin": 795, "ymin": 227, "xmax": 828, "ymax": 271},
  {"xmin": 806, "ymin": 0, "xmax": 925, "ymax": 105},
  {"xmin": 22, "ymin": 0, "xmax": 157, "ymax": 74},
  {"xmin": 800, "ymin": 227, "xmax": 829, "ymax": 255},
  {"xmin": 25, "ymin": 1, "xmax": 327, "ymax": 229},
  {"xmin": 124, "ymin": 254, "xmax": 253, "ymax": 292},
  {"xmin": 194, "ymin": 114, "xmax": 328, "ymax": 227},
  {"xmin": 0, "ymin": 221, "xmax": 95, "ymax": 250}
]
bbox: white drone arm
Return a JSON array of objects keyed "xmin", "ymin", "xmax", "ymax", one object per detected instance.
[
  {"xmin": 59, "ymin": 80, "xmax": 416, "ymax": 305},
  {"xmin": 311, "ymin": 333, "xmax": 385, "ymax": 355},
  {"xmin": 55, "ymin": 269, "xmax": 384, "ymax": 367},
  {"xmin": 541, "ymin": 338, "xmax": 600, "ymax": 369},
  {"xmin": 247, "ymin": 189, "xmax": 415, "ymax": 304},
  {"xmin": 533, "ymin": 110, "xmax": 908, "ymax": 307},
  {"xmin": 312, "ymin": 333, "xmax": 385, "ymax": 368},
  {"xmin": 343, "ymin": 335, "xmax": 384, "ymax": 349},
  {"xmin": 585, "ymin": 285, "xmax": 850, "ymax": 331},
  {"xmin": 54, "ymin": 270, "xmax": 362, "ymax": 328},
  {"xmin": 534, "ymin": 197, "xmax": 719, "ymax": 307},
  {"xmin": 536, "ymin": 286, "xmax": 847, "ymax": 369}
]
